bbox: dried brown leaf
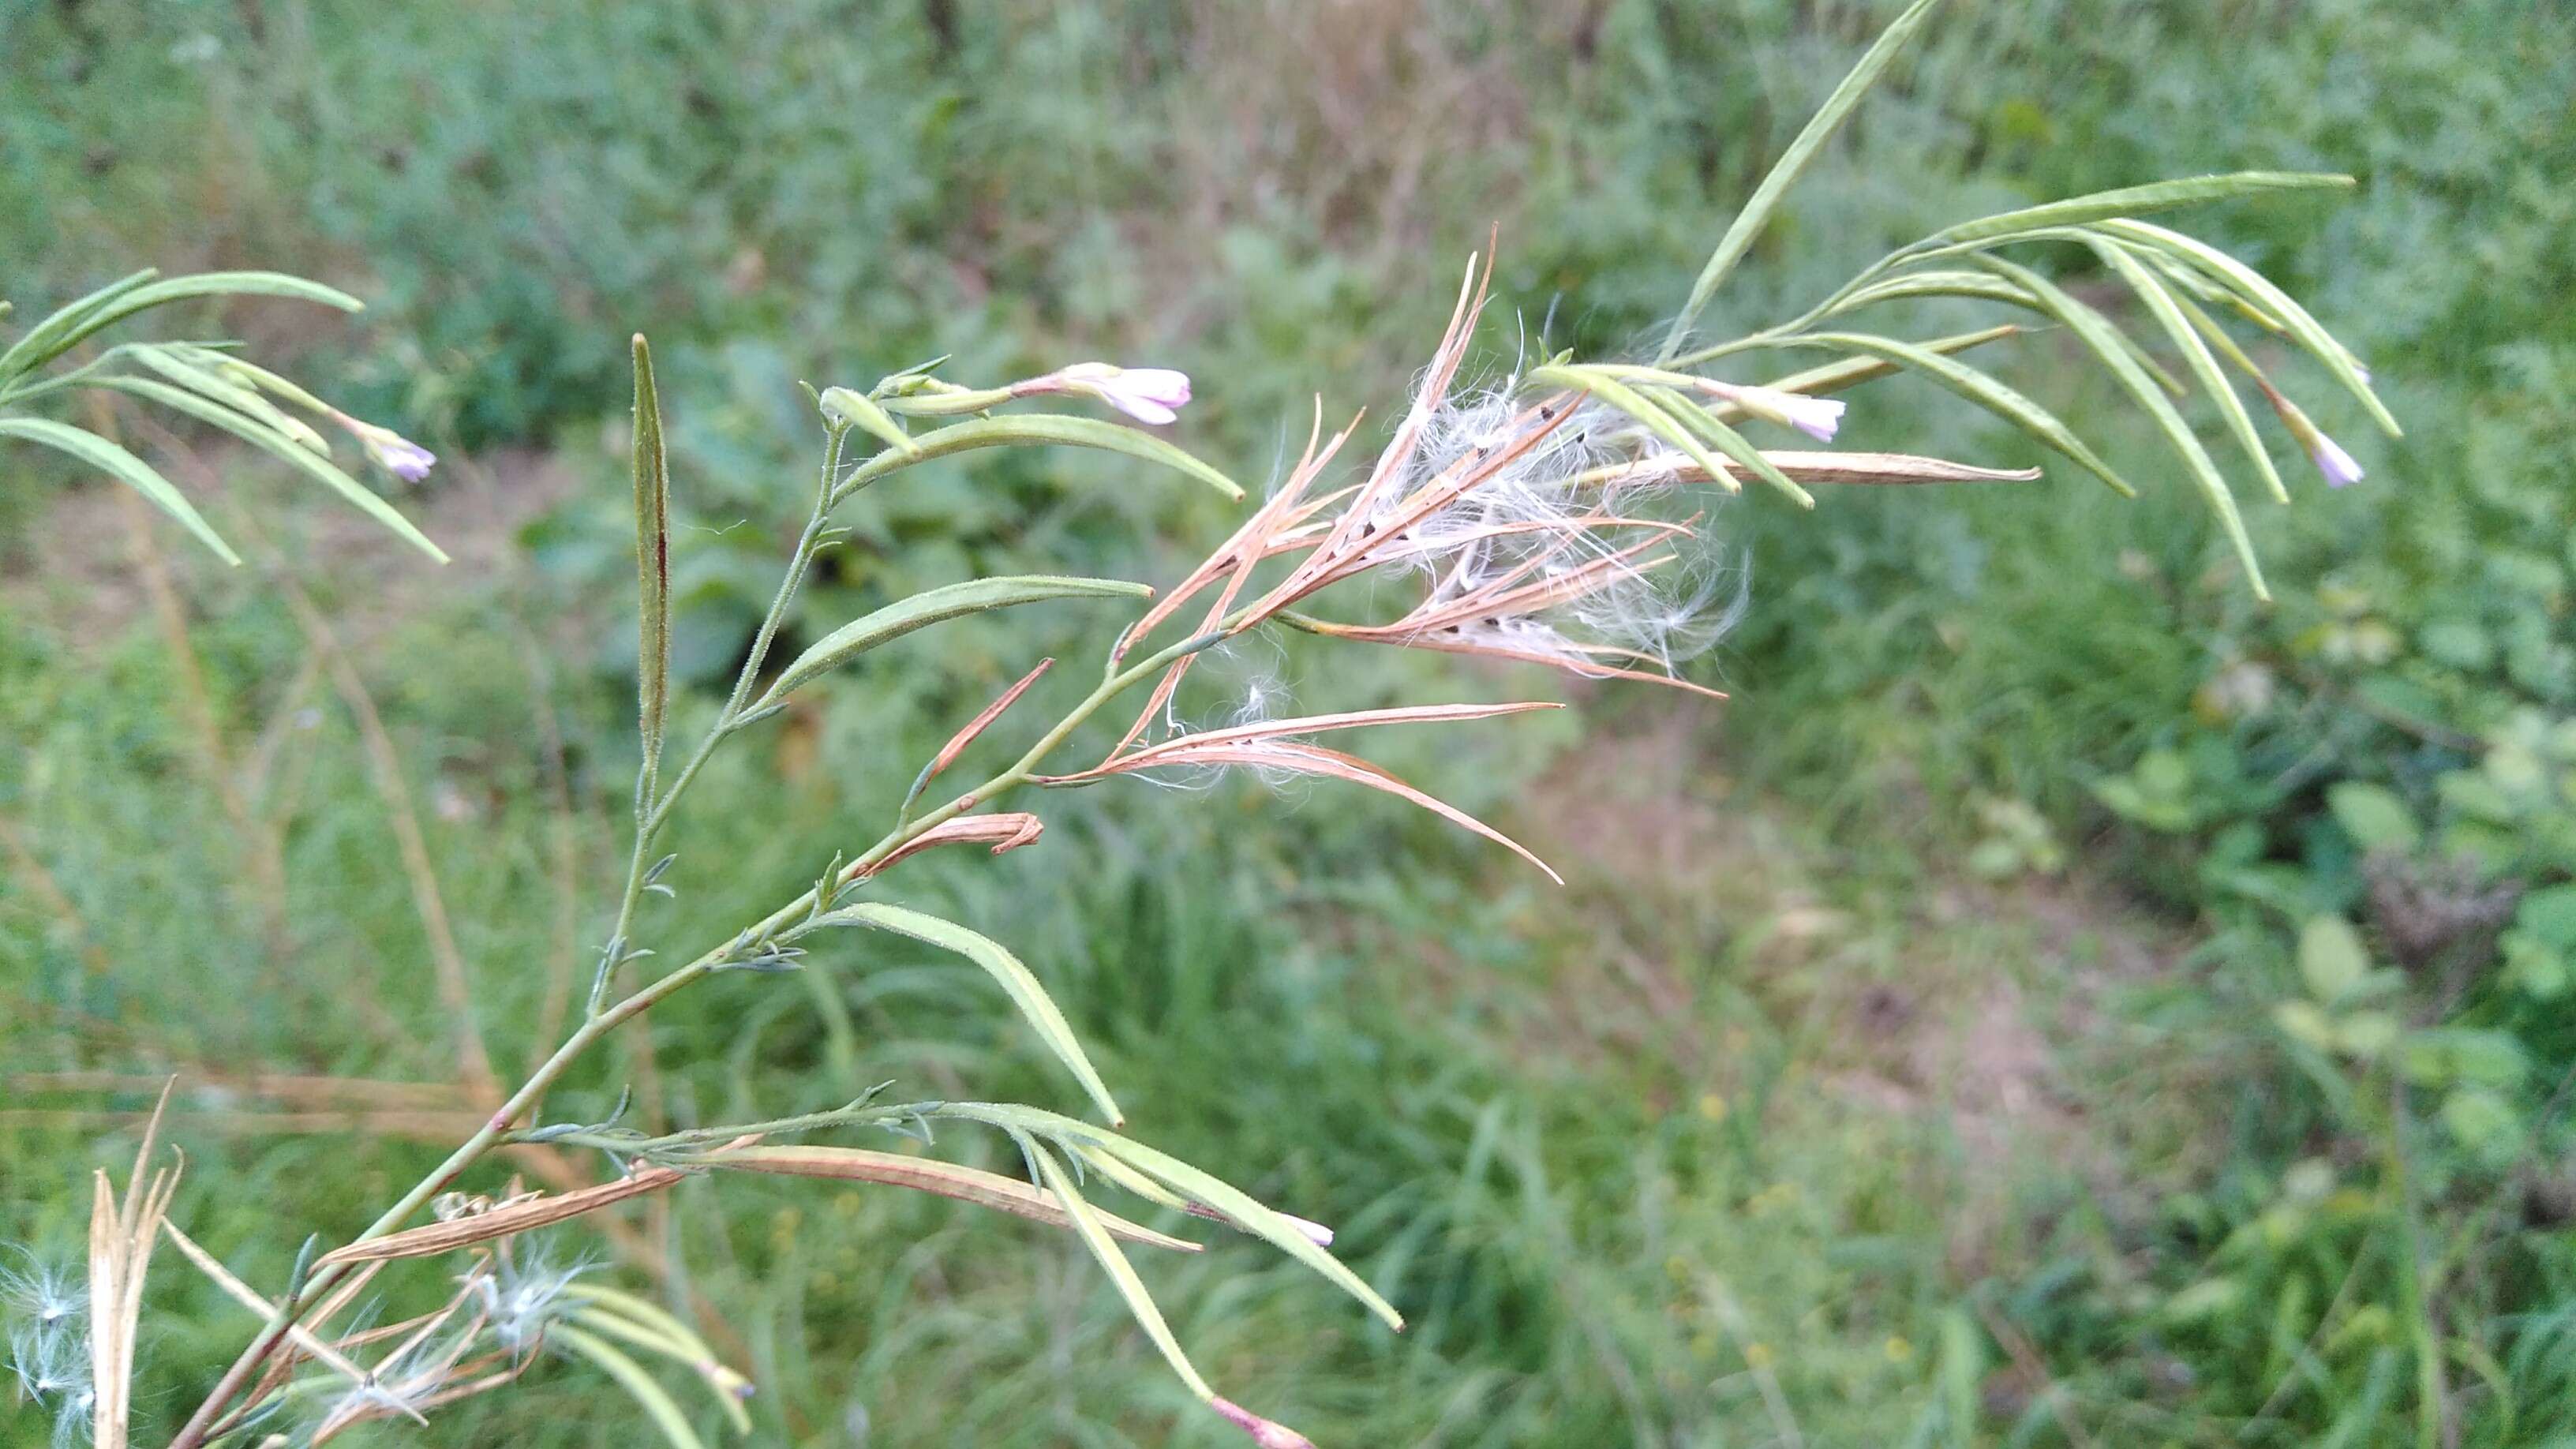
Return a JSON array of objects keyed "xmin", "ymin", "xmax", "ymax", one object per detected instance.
[
  {"xmin": 706, "ymin": 1144, "xmax": 1201, "ymax": 1252},
  {"xmin": 846, "ymin": 812, "xmax": 1045, "ymax": 883},
  {"xmin": 316, "ymin": 1166, "xmax": 687, "ymax": 1266},
  {"xmin": 925, "ymin": 658, "xmax": 1054, "ymax": 783}
]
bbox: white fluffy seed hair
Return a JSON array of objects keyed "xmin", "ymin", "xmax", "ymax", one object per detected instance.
[
  {"xmin": 1134, "ymin": 643, "xmax": 1318, "ymax": 797},
  {"xmin": 1364, "ymin": 358, "xmax": 1745, "ymax": 676},
  {"xmin": 0, "ymin": 1255, "xmax": 85, "ymax": 1330},
  {"xmin": 475, "ymin": 1249, "xmax": 596, "ymax": 1352},
  {"xmin": 6, "ymin": 1315, "xmax": 94, "ymax": 1449}
]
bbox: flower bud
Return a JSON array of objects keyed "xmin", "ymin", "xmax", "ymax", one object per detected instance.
[
  {"xmin": 325, "ymin": 407, "xmax": 438, "ymax": 481},
  {"xmin": 1025, "ymin": 362, "xmax": 1193, "ymax": 425},
  {"xmin": 2257, "ymin": 384, "xmax": 2362, "ymax": 488},
  {"xmin": 1700, "ymin": 380, "xmax": 1844, "ymax": 442}
]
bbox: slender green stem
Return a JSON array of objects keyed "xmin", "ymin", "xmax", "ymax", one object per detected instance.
[
  {"xmin": 177, "ymin": 445, "xmax": 1217, "ymax": 1443},
  {"xmin": 1666, "ymin": 248, "xmax": 1919, "ymax": 371},
  {"xmin": 524, "ymin": 1098, "xmax": 938, "ymax": 1157},
  {"xmin": 0, "ymin": 350, "xmax": 122, "ymax": 406},
  {"xmin": 583, "ymin": 426, "xmax": 850, "ymax": 1020}
]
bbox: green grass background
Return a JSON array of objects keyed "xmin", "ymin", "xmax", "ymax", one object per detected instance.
[{"xmin": 5, "ymin": 1, "xmax": 2574, "ymax": 1444}]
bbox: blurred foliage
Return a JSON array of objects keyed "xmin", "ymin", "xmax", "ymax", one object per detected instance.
[{"xmin": 6, "ymin": 0, "xmax": 2574, "ymax": 1444}]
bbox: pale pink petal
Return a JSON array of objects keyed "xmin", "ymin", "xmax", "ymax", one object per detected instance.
[
  {"xmin": 2312, "ymin": 433, "xmax": 2364, "ymax": 488},
  {"xmin": 1104, "ymin": 392, "xmax": 1181, "ymax": 426},
  {"xmin": 380, "ymin": 436, "xmax": 438, "ymax": 481}
]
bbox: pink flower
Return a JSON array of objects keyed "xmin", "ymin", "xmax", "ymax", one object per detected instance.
[
  {"xmin": 1279, "ymin": 1212, "xmax": 1335, "ymax": 1248},
  {"xmin": 326, "ymin": 407, "xmax": 437, "ymax": 482},
  {"xmin": 375, "ymin": 434, "xmax": 439, "ymax": 482},
  {"xmin": 1769, "ymin": 390, "xmax": 1845, "ymax": 443},
  {"xmin": 2256, "ymin": 383, "xmax": 2361, "ymax": 489},
  {"xmin": 1036, "ymin": 363, "xmax": 1193, "ymax": 425},
  {"xmin": 1700, "ymin": 380, "xmax": 1844, "ymax": 442},
  {"xmin": 2311, "ymin": 432, "xmax": 2364, "ymax": 488}
]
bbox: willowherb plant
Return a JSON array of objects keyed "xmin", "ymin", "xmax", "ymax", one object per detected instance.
[
  {"xmin": 7, "ymin": 4, "xmax": 2400, "ymax": 1445},
  {"xmin": 0, "ymin": 268, "xmax": 447, "ymax": 566}
]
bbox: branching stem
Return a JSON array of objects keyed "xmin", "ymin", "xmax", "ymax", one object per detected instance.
[{"xmin": 171, "ymin": 426, "xmax": 1215, "ymax": 1447}]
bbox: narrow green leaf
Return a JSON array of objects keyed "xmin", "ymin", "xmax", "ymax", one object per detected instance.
[
  {"xmin": 554, "ymin": 1324, "xmax": 709, "ymax": 1449},
  {"xmin": 0, "ymin": 268, "xmax": 158, "ymax": 384},
  {"xmin": 0, "ymin": 414, "xmax": 237, "ymax": 564},
  {"xmin": 2095, "ymin": 218, "xmax": 2397, "ymax": 436},
  {"xmin": 815, "ymin": 903, "xmax": 1122, "ymax": 1125},
  {"xmin": 1973, "ymin": 255, "xmax": 2267, "ymax": 599},
  {"xmin": 1530, "ymin": 364, "xmax": 1813, "ymax": 507},
  {"xmin": 1028, "ymin": 1139, "xmax": 1215, "ymax": 1400},
  {"xmin": 128, "ymin": 345, "xmax": 328, "ymax": 451},
  {"xmin": 1088, "ymin": 1138, "xmax": 1399, "ymax": 1331},
  {"xmin": 2087, "ymin": 238, "xmax": 2291, "ymax": 504},
  {"xmin": 1926, "ymin": 172, "xmax": 2353, "ymax": 246},
  {"xmin": 1655, "ymin": 392, "xmax": 1821, "ymax": 507},
  {"xmin": 631, "ymin": 336, "xmax": 672, "ymax": 788},
  {"xmin": 1826, "ymin": 269, "xmax": 2039, "ymax": 316},
  {"xmin": 11, "ymin": 271, "xmax": 360, "ymax": 380},
  {"xmin": 565, "ymin": 1286, "xmax": 733, "ymax": 1380},
  {"xmin": 1747, "ymin": 323, "xmax": 2020, "ymax": 400},
  {"xmin": 1786, "ymin": 331, "xmax": 2137, "ymax": 498},
  {"xmin": 80, "ymin": 271, "xmax": 361, "ymax": 336},
  {"xmin": 833, "ymin": 413, "xmax": 1242, "ymax": 504},
  {"xmin": 564, "ymin": 1291, "xmax": 753, "ymax": 1436},
  {"xmin": 1072, "ymin": 1143, "xmax": 1194, "ymax": 1212},
  {"xmin": 937, "ymin": 1102, "xmax": 1404, "ymax": 1332},
  {"xmin": 1657, "ymin": 0, "xmax": 1945, "ymax": 361},
  {"xmin": 818, "ymin": 385, "xmax": 923, "ymax": 459},
  {"xmin": 187, "ymin": 349, "xmax": 334, "ymax": 415},
  {"xmin": 94, "ymin": 376, "xmax": 447, "ymax": 563},
  {"xmin": 754, "ymin": 575, "xmax": 1149, "ymax": 708}
]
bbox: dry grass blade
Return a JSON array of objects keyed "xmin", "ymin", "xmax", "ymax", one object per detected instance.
[
  {"xmin": 88, "ymin": 1080, "xmax": 182, "ymax": 1449},
  {"xmin": 1357, "ymin": 252, "xmax": 1489, "ymax": 507},
  {"xmin": 316, "ymin": 1166, "xmax": 688, "ymax": 1266},
  {"xmin": 0, "ymin": 1107, "xmax": 493, "ymax": 1139},
  {"xmin": 271, "ymin": 565, "xmax": 501, "ymax": 1102},
  {"xmin": 162, "ymin": 1220, "xmax": 375, "ymax": 1387},
  {"xmin": 0, "ymin": 811, "xmax": 113, "ymax": 977},
  {"xmin": 705, "ymin": 1144, "xmax": 1201, "ymax": 1251},
  {"xmin": 7, "ymin": 1071, "xmax": 474, "ymax": 1109}
]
